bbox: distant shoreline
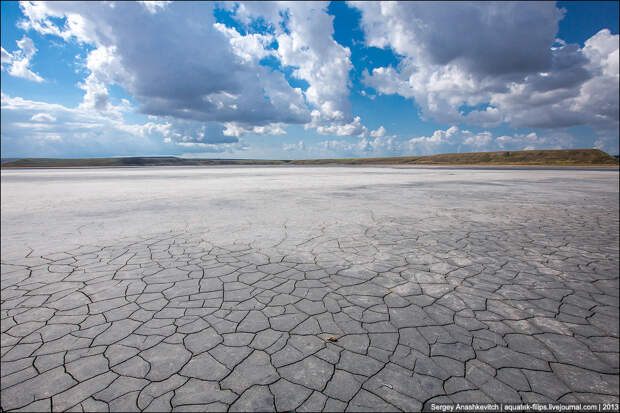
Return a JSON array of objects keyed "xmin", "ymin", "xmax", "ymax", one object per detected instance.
[
  {"xmin": 2, "ymin": 148, "xmax": 618, "ymax": 169},
  {"xmin": 2, "ymin": 164, "xmax": 619, "ymax": 170}
]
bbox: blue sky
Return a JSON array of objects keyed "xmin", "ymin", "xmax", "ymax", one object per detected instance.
[{"xmin": 1, "ymin": 1, "xmax": 618, "ymax": 159}]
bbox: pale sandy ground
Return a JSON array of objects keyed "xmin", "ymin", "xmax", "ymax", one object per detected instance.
[
  {"xmin": 2, "ymin": 166, "xmax": 618, "ymax": 260},
  {"xmin": 1, "ymin": 166, "xmax": 618, "ymax": 411}
]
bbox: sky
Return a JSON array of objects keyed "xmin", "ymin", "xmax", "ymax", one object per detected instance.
[{"xmin": 1, "ymin": 1, "xmax": 618, "ymax": 159}]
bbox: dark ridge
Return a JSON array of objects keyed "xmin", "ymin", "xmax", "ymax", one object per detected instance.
[{"xmin": 2, "ymin": 149, "xmax": 618, "ymax": 168}]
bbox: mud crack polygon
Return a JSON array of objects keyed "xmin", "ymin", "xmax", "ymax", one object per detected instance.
[{"xmin": 2, "ymin": 207, "xmax": 618, "ymax": 411}]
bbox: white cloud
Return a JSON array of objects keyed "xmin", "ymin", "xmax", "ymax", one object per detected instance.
[
  {"xmin": 14, "ymin": 1, "xmax": 376, "ymax": 139},
  {"xmin": 12, "ymin": 122, "xmax": 55, "ymax": 130},
  {"xmin": 78, "ymin": 74, "xmax": 112, "ymax": 112},
  {"xmin": 1, "ymin": 92, "xmax": 247, "ymax": 156},
  {"xmin": 9, "ymin": 1, "xmax": 615, "ymax": 157},
  {"xmin": 17, "ymin": 1, "xmax": 311, "ymax": 133},
  {"xmin": 17, "ymin": 2, "xmax": 99, "ymax": 45},
  {"xmin": 275, "ymin": 4, "xmax": 352, "ymax": 124},
  {"xmin": 352, "ymin": 2, "xmax": 561, "ymax": 76},
  {"xmin": 1, "ymin": 47, "xmax": 12, "ymax": 66},
  {"xmin": 274, "ymin": 125, "xmax": 585, "ymax": 159},
  {"xmin": 494, "ymin": 131, "xmax": 575, "ymax": 150},
  {"xmin": 138, "ymin": 1, "xmax": 172, "ymax": 14},
  {"xmin": 1, "ymin": 92, "xmax": 146, "ymax": 156},
  {"xmin": 174, "ymin": 141, "xmax": 247, "ymax": 153},
  {"xmin": 568, "ymin": 30, "xmax": 619, "ymax": 129},
  {"xmin": 314, "ymin": 134, "xmax": 400, "ymax": 158},
  {"xmin": 462, "ymin": 106, "xmax": 502, "ymax": 128},
  {"xmin": 1, "ymin": 35, "xmax": 44, "ymax": 82},
  {"xmin": 462, "ymin": 131, "xmax": 492, "ymax": 148},
  {"xmin": 366, "ymin": 135, "xmax": 399, "ymax": 153},
  {"xmin": 403, "ymin": 126, "xmax": 573, "ymax": 155},
  {"xmin": 74, "ymin": 45, "xmax": 131, "ymax": 116},
  {"xmin": 360, "ymin": 90, "xmax": 376, "ymax": 100},
  {"xmin": 316, "ymin": 116, "xmax": 367, "ymax": 137},
  {"xmin": 213, "ymin": 23, "xmax": 274, "ymax": 64},
  {"xmin": 488, "ymin": 31, "xmax": 619, "ymax": 131},
  {"xmin": 370, "ymin": 126, "xmax": 386, "ymax": 138},
  {"xmin": 222, "ymin": 122, "xmax": 286, "ymax": 137},
  {"xmin": 317, "ymin": 139, "xmax": 358, "ymax": 155},
  {"xmin": 30, "ymin": 112, "xmax": 56, "ymax": 122},
  {"xmin": 227, "ymin": 2, "xmax": 369, "ymax": 135},
  {"xmin": 407, "ymin": 126, "xmax": 459, "ymax": 154},
  {"xmin": 352, "ymin": 2, "xmax": 619, "ymax": 133},
  {"xmin": 283, "ymin": 140, "xmax": 305, "ymax": 152}
]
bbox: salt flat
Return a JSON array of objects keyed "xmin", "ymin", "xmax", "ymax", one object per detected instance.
[{"xmin": 1, "ymin": 166, "xmax": 619, "ymax": 411}]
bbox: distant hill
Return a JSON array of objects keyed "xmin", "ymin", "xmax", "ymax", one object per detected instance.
[
  {"xmin": 0, "ymin": 156, "xmax": 287, "ymax": 168},
  {"xmin": 2, "ymin": 149, "xmax": 618, "ymax": 168},
  {"xmin": 295, "ymin": 149, "xmax": 620, "ymax": 166}
]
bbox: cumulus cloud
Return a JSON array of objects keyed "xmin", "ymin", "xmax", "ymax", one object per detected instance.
[
  {"xmin": 213, "ymin": 23, "xmax": 274, "ymax": 64},
  {"xmin": 263, "ymin": 124, "xmax": 584, "ymax": 159},
  {"xmin": 365, "ymin": 135, "xmax": 399, "ymax": 154},
  {"xmin": 274, "ymin": 3, "xmax": 353, "ymax": 124},
  {"xmin": 403, "ymin": 126, "xmax": 575, "ymax": 155},
  {"xmin": 351, "ymin": 2, "xmax": 619, "ymax": 132},
  {"xmin": 1, "ymin": 35, "xmax": 44, "ymax": 82},
  {"xmin": 462, "ymin": 131, "xmax": 492, "ymax": 148},
  {"xmin": 276, "ymin": 124, "xmax": 586, "ymax": 159},
  {"xmin": 316, "ymin": 116, "xmax": 367, "ymax": 137},
  {"xmin": 225, "ymin": 2, "xmax": 370, "ymax": 135},
  {"xmin": 17, "ymin": 1, "xmax": 310, "ymax": 134},
  {"xmin": 488, "ymin": 31, "xmax": 619, "ymax": 131},
  {"xmin": 407, "ymin": 126, "xmax": 460, "ymax": 155},
  {"xmin": 313, "ymin": 134, "xmax": 400, "ymax": 158},
  {"xmin": 74, "ymin": 45, "xmax": 130, "ymax": 116},
  {"xmin": 370, "ymin": 126, "xmax": 386, "ymax": 138},
  {"xmin": 8, "ymin": 1, "xmax": 617, "ymax": 157},
  {"xmin": 354, "ymin": 2, "xmax": 561, "ymax": 75}
]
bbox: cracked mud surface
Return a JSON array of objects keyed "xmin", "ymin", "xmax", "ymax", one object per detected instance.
[{"xmin": 1, "ymin": 166, "xmax": 619, "ymax": 411}]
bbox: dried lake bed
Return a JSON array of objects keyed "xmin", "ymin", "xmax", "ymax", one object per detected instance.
[{"xmin": 1, "ymin": 166, "xmax": 619, "ymax": 411}]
